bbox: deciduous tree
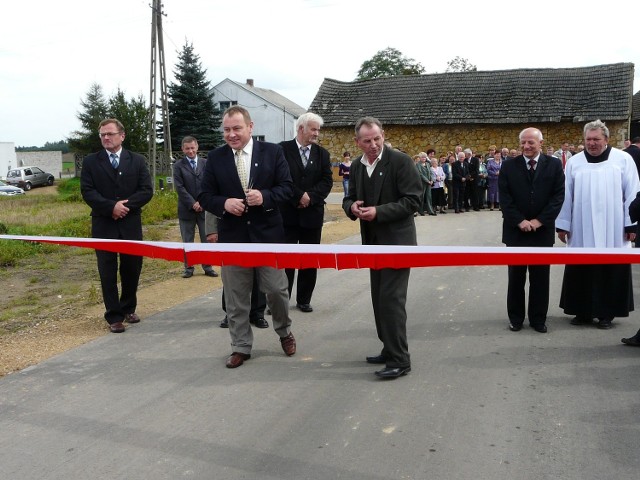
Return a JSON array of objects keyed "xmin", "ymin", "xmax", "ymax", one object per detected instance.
[
  {"xmin": 445, "ymin": 56, "xmax": 477, "ymax": 72},
  {"xmin": 356, "ymin": 47, "xmax": 425, "ymax": 80}
]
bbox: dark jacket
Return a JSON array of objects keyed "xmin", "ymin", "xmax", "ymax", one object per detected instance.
[
  {"xmin": 343, "ymin": 147, "xmax": 422, "ymax": 246},
  {"xmin": 278, "ymin": 139, "xmax": 333, "ymax": 229},
  {"xmin": 198, "ymin": 141, "xmax": 293, "ymax": 244},
  {"xmin": 173, "ymin": 155, "xmax": 207, "ymax": 220},
  {"xmin": 80, "ymin": 149, "xmax": 153, "ymax": 240},
  {"xmin": 498, "ymin": 154, "xmax": 565, "ymax": 246}
]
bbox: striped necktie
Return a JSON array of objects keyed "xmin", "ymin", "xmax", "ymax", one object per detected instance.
[{"xmin": 110, "ymin": 153, "xmax": 118, "ymax": 169}]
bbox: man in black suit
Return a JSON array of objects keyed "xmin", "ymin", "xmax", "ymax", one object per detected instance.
[
  {"xmin": 498, "ymin": 127, "xmax": 564, "ymax": 333},
  {"xmin": 466, "ymin": 149, "xmax": 480, "ymax": 211},
  {"xmin": 80, "ymin": 118, "xmax": 153, "ymax": 333},
  {"xmin": 279, "ymin": 113, "xmax": 333, "ymax": 313},
  {"xmin": 451, "ymin": 152, "xmax": 469, "ymax": 213},
  {"xmin": 343, "ymin": 116, "xmax": 422, "ymax": 379},
  {"xmin": 199, "ymin": 106, "xmax": 295, "ymax": 369},
  {"xmin": 624, "ymin": 136, "xmax": 640, "ymax": 175},
  {"xmin": 173, "ymin": 136, "xmax": 218, "ymax": 279}
]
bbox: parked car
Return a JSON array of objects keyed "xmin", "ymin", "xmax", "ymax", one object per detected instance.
[
  {"xmin": 5, "ymin": 166, "xmax": 55, "ymax": 190},
  {"xmin": 0, "ymin": 179, "xmax": 25, "ymax": 196}
]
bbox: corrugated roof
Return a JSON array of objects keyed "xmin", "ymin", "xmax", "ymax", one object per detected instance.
[{"xmin": 309, "ymin": 63, "xmax": 635, "ymax": 126}]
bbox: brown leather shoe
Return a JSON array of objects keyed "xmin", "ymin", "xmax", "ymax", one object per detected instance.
[
  {"xmin": 124, "ymin": 313, "xmax": 140, "ymax": 324},
  {"xmin": 109, "ymin": 322, "xmax": 125, "ymax": 333},
  {"xmin": 225, "ymin": 352, "xmax": 251, "ymax": 368},
  {"xmin": 280, "ymin": 333, "xmax": 296, "ymax": 356}
]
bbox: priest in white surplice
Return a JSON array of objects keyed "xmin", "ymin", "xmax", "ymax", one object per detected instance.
[{"xmin": 556, "ymin": 119, "xmax": 640, "ymax": 329}]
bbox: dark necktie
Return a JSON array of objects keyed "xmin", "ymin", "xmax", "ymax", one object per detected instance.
[
  {"xmin": 190, "ymin": 159, "xmax": 196, "ymax": 171},
  {"xmin": 528, "ymin": 159, "xmax": 537, "ymax": 179},
  {"xmin": 300, "ymin": 146, "xmax": 309, "ymax": 167},
  {"xmin": 110, "ymin": 153, "xmax": 118, "ymax": 169}
]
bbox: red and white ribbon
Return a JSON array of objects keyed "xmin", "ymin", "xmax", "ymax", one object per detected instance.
[{"xmin": 2, "ymin": 235, "xmax": 640, "ymax": 269}]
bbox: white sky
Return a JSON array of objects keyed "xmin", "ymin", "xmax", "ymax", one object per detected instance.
[{"xmin": 1, "ymin": 0, "xmax": 638, "ymax": 147}]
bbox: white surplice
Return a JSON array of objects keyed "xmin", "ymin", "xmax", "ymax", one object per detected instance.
[{"xmin": 555, "ymin": 148, "xmax": 639, "ymax": 248}]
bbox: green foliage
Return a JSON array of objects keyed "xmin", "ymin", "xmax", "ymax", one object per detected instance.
[
  {"xmin": 356, "ymin": 47, "xmax": 425, "ymax": 80},
  {"xmin": 108, "ymin": 88, "xmax": 149, "ymax": 152},
  {"xmin": 68, "ymin": 83, "xmax": 109, "ymax": 154},
  {"xmin": 445, "ymin": 56, "xmax": 477, "ymax": 72},
  {"xmin": 142, "ymin": 190, "xmax": 178, "ymax": 224},
  {"xmin": 68, "ymin": 83, "xmax": 150, "ymax": 155},
  {"xmin": 0, "ymin": 240, "xmax": 48, "ymax": 267},
  {"xmin": 56, "ymin": 177, "xmax": 83, "ymax": 202},
  {"xmin": 16, "ymin": 140, "xmax": 70, "ymax": 153},
  {"xmin": 168, "ymin": 41, "xmax": 222, "ymax": 151}
]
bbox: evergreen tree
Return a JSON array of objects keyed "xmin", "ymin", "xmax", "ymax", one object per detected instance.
[
  {"xmin": 108, "ymin": 88, "xmax": 149, "ymax": 153},
  {"xmin": 68, "ymin": 83, "xmax": 108, "ymax": 154},
  {"xmin": 168, "ymin": 41, "xmax": 222, "ymax": 151}
]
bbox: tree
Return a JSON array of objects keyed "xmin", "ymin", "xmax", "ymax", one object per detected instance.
[
  {"xmin": 68, "ymin": 83, "xmax": 108, "ymax": 154},
  {"xmin": 108, "ymin": 88, "xmax": 149, "ymax": 153},
  {"xmin": 167, "ymin": 41, "xmax": 222, "ymax": 151},
  {"xmin": 356, "ymin": 47, "xmax": 425, "ymax": 80},
  {"xmin": 445, "ymin": 56, "xmax": 477, "ymax": 73}
]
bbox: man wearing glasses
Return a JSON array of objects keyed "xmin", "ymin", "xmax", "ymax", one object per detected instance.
[{"xmin": 80, "ymin": 118, "xmax": 153, "ymax": 333}]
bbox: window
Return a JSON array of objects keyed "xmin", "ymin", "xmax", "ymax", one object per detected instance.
[
  {"xmin": 252, "ymin": 135, "xmax": 265, "ymax": 142},
  {"xmin": 219, "ymin": 101, "xmax": 238, "ymax": 110}
]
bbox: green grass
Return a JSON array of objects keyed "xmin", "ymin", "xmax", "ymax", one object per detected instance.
[{"xmin": 0, "ymin": 177, "xmax": 179, "ymax": 266}]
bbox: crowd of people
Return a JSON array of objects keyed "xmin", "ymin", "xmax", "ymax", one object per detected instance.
[{"xmin": 80, "ymin": 111, "xmax": 640, "ymax": 379}]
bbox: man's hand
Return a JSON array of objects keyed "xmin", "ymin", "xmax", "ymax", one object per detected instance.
[
  {"xmin": 192, "ymin": 201, "xmax": 203, "ymax": 213},
  {"xmin": 112, "ymin": 199, "xmax": 130, "ymax": 220},
  {"xmin": 351, "ymin": 200, "xmax": 377, "ymax": 221},
  {"xmin": 529, "ymin": 219, "xmax": 543, "ymax": 230},
  {"xmin": 224, "ymin": 198, "xmax": 247, "ymax": 216},
  {"xmin": 298, "ymin": 192, "xmax": 311, "ymax": 208},
  {"xmin": 558, "ymin": 230, "xmax": 569, "ymax": 244},
  {"xmin": 626, "ymin": 232, "xmax": 636, "ymax": 242},
  {"xmin": 245, "ymin": 188, "xmax": 263, "ymax": 207},
  {"xmin": 206, "ymin": 233, "xmax": 218, "ymax": 243}
]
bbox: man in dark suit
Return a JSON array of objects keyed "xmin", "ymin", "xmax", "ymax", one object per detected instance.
[
  {"xmin": 343, "ymin": 116, "xmax": 422, "ymax": 379},
  {"xmin": 498, "ymin": 127, "xmax": 564, "ymax": 333},
  {"xmin": 624, "ymin": 136, "xmax": 640, "ymax": 175},
  {"xmin": 451, "ymin": 152, "xmax": 469, "ymax": 213},
  {"xmin": 279, "ymin": 113, "xmax": 333, "ymax": 313},
  {"xmin": 173, "ymin": 136, "xmax": 218, "ymax": 279},
  {"xmin": 80, "ymin": 118, "xmax": 153, "ymax": 333},
  {"xmin": 466, "ymin": 149, "xmax": 480, "ymax": 211},
  {"xmin": 199, "ymin": 106, "xmax": 295, "ymax": 369}
]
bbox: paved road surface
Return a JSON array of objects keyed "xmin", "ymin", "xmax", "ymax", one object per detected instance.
[{"xmin": 2, "ymin": 208, "xmax": 640, "ymax": 479}]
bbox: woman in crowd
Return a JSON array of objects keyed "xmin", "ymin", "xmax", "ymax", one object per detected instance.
[
  {"xmin": 338, "ymin": 151, "xmax": 351, "ymax": 196},
  {"xmin": 430, "ymin": 158, "xmax": 447, "ymax": 213},
  {"xmin": 486, "ymin": 149, "xmax": 502, "ymax": 210}
]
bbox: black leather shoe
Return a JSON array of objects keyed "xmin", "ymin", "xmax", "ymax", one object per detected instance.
[
  {"xmin": 182, "ymin": 270, "xmax": 193, "ymax": 278},
  {"xmin": 219, "ymin": 316, "xmax": 229, "ymax": 328},
  {"xmin": 509, "ymin": 323, "xmax": 522, "ymax": 332},
  {"xmin": 570, "ymin": 316, "xmax": 592, "ymax": 326},
  {"xmin": 531, "ymin": 324, "xmax": 548, "ymax": 333},
  {"xmin": 597, "ymin": 318, "xmax": 613, "ymax": 330},
  {"xmin": 375, "ymin": 366, "xmax": 411, "ymax": 379},
  {"xmin": 250, "ymin": 317, "xmax": 269, "ymax": 329},
  {"xmin": 204, "ymin": 270, "xmax": 219, "ymax": 277},
  {"xmin": 621, "ymin": 336, "xmax": 640, "ymax": 346},
  {"xmin": 366, "ymin": 354, "xmax": 387, "ymax": 364},
  {"xmin": 296, "ymin": 303, "xmax": 313, "ymax": 313}
]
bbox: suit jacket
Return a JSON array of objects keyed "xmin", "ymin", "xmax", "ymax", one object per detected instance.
[
  {"xmin": 198, "ymin": 141, "xmax": 293, "ymax": 244},
  {"xmin": 173, "ymin": 155, "xmax": 207, "ymax": 220},
  {"xmin": 451, "ymin": 161, "xmax": 469, "ymax": 184},
  {"xmin": 498, "ymin": 154, "xmax": 565, "ymax": 247},
  {"xmin": 342, "ymin": 147, "xmax": 421, "ymax": 246},
  {"xmin": 278, "ymin": 140, "xmax": 333, "ymax": 229},
  {"xmin": 80, "ymin": 149, "xmax": 153, "ymax": 240},
  {"xmin": 624, "ymin": 144, "xmax": 640, "ymax": 175}
]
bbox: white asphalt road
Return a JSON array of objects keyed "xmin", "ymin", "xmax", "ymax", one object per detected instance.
[{"xmin": 1, "ymin": 207, "xmax": 640, "ymax": 480}]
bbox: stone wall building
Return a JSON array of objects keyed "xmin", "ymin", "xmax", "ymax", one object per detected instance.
[{"xmin": 309, "ymin": 63, "xmax": 635, "ymax": 161}]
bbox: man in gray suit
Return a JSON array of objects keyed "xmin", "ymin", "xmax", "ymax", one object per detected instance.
[
  {"xmin": 343, "ymin": 117, "xmax": 422, "ymax": 379},
  {"xmin": 173, "ymin": 136, "xmax": 218, "ymax": 278}
]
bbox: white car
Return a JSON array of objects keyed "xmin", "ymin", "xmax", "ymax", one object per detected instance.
[{"xmin": 0, "ymin": 179, "xmax": 25, "ymax": 196}]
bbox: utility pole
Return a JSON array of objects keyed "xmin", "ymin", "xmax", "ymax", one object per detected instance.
[{"xmin": 148, "ymin": 0, "xmax": 172, "ymax": 191}]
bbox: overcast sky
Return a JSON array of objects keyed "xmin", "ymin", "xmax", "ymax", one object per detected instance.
[{"xmin": 2, "ymin": 0, "xmax": 638, "ymax": 147}]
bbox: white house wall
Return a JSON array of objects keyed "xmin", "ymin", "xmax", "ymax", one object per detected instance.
[{"xmin": 212, "ymin": 81, "xmax": 298, "ymax": 143}]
